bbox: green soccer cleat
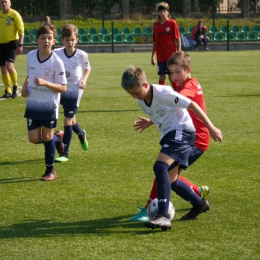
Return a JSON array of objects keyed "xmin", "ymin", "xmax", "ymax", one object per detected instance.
[
  {"xmin": 79, "ymin": 130, "xmax": 88, "ymax": 151},
  {"xmin": 130, "ymin": 207, "xmax": 149, "ymax": 222},
  {"xmin": 55, "ymin": 153, "xmax": 69, "ymax": 162},
  {"xmin": 199, "ymin": 186, "xmax": 210, "ymax": 198}
]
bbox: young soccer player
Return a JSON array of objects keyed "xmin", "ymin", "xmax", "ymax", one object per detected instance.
[
  {"xmin": 53, "ymin": 24, "xmax": 91, "ymax": 162},
  {"xmin": 121, "ymin": 66, "xmax": 222, "ymax": 231},
  {"xmin": 130, "ymin": 51, "xmax": 210, "ymax": 222},
  {"xmin": 21, "ymin": 25, "xmax": 67, "ymax": 181},
  {"xmin": 151, "ymin": 2, "xmax": 181, "ymax": 87}
]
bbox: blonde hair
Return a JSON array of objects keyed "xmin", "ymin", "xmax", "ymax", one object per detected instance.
[{"xmin": 155, "ymin": 2, "xmax": 170, "ymax": 22}]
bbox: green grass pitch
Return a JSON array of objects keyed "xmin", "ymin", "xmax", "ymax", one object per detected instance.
[{"xmin": 0, "ymin": 50, "xmax": 259, "ymax": 259}]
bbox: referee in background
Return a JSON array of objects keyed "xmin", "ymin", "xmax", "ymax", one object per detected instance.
[{"xmin": 0, "ymin": 0, "xmax": 24, "ymax": 98}]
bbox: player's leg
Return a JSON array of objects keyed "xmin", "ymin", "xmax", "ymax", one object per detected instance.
[
  {"xmin": 41, "ymin": 121, "xmax": 58, "ymax": 181},
  {"xmin": 145, "ymin": 152, "xmax": 174, "ymax": 230},
  {"xmin": 5, "ymin": 41, "xmax": 19, "ymax": 98},
  {"xmin": 72, "ymin": 115, "xmax": 88, "ymax": 151},
  {"xmin": 1, "ymin": 66, "xmax": 12, "ymax": 98},
  {"xmin": 157, "ymin": 62, "xmax": 167, "ymax": 85},
  {"xmin": 55, "ymin": 104, "xmax": 74, "ymax": 162}
]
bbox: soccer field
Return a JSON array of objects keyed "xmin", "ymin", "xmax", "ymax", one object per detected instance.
[{"xmin": 0, "ymin": 51, "xmax": 259, "ymax": 259}]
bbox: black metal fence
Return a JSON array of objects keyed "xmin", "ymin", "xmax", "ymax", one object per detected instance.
[{"xmin": 8, "ymin": 0, "xmax": 260, "ymax": 17}]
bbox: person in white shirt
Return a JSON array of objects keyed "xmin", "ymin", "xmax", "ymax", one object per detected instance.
[
  {"xmin": 121, "ymin": 66, "xmax": 222, "ymax": 231},
  {"xmin": 54, "ymin": 24, "xmax": 91, "ymax": 162},
  {"xmin": 21, "ymin": 25, "xmax": 67, "ymax": 181}
]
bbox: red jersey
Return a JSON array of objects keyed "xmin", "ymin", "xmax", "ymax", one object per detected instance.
[
  {"xmin": 173, "ymin": 78, "xmax": 210, "ymax": 151},
  {"xmin": 153, "ymin": 19, "xmax": 180, "ymax": 62}
]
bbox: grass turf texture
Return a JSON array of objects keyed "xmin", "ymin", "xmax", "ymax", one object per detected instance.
[{"xmin": 0, "ymin": 51, "xmax": 259, "ymax": 259}]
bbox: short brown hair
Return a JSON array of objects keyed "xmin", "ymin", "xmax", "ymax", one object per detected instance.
[
  {"xmin": 36, "ymin": 24, "xmax": 57, "ymax": 39},
  {"xmin": 167, "ymin": 51, "xmax": 191, "ymax": 70},
  {"xmin": 61, "ymin": 24, "xmax": 78, "ymax": 39}
]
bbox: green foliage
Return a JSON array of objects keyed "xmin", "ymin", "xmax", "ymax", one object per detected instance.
[{"xmin": 0, "ymin": 51, "xmax": 260, "ymax": 259}]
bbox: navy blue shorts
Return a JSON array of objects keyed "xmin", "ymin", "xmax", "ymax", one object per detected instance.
[
  {"xmin": 0, "ymin": 41, "xmax": 17, "ymax": 66},
  {"xmin": 170, "ymin": 146, "xmax": 204, "ymax": 170},
  {"xmin": 160, "ymin": 130, "xmax": 196, "ymax": 169},
  {"xmin": 157, "ymin": 62, "xmax": 171, "ymax": 76},
  {"xmin": 27, "ymin": 119, "xmax": 57, "ymax": 131},
  {"xmin": 62, "ymin": 104, "xmax": 78, "ymax": 118}
]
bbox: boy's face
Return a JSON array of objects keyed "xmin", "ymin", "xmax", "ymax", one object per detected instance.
[
  {"xmin": 168, "ymin": 64, "xmax": 190, "ymax": 86},
  {"xmin": 62, "ymin": 33, "xmax": 78, "ymax": 49},
  {"xmin": 158, "ymin": 10, "xmax": 168, "ymax": 19},
  {"xmin": 126, "ymin": 84, "xmax": 149, "ymax": 100},
  {"xmin": 37, "ymin": 32, "xmax": 56, "ymax": 50}
]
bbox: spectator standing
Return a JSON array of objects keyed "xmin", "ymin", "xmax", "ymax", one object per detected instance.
[
  {"xmin": 151, "ymin": 1, "xmax": 181, "ymax": 87},
  {"xmin": 191, "ymin": 20, "xmax": 209, "ymax": 51},
  {"xmin": 44, "ymin": 16, "xmax": 52, "ymax": 26},
  {"xmin": 0, "ymin": 0, "xmax": 24, "ymax": 98}
]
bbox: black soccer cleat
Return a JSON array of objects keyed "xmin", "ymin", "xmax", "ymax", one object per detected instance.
[{"xmin": 180, "ymin": 199, "xmax": 210, "ymax": 221}]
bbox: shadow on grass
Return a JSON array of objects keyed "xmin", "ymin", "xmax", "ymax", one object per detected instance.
[
  {"xmin": 0, "ymin": 209, "xmax": 191, "ymax": 237},
  {"xmin": 0, "ymin": 177, "xmax": 40, "ymax": 184},
  {"xmin": 0, "ymin": 159, "xmax": 43, "ymax": 166},
  {"xmin": 65, "ymin": 109, "xmax": 139, "ymax": 114}
]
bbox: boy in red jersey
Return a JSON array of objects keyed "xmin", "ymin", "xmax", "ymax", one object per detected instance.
[
  {"xmin": 130, "ymin": 51, "xmax": 212, "ymax": 222},
  {"xmin": 151, "ymin": 2, "xmax": 181, "ymax": 86}
]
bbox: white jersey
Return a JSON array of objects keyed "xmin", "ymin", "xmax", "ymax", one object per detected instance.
[
  {"xmin": 24, "ymin": 49, "xmax": 67, "ymax": 120},
  {"xmin": 137, "ymin": 84, "xmax": 195, "ymax": 140},
  {"xmin": 54, "ymin": 47, "xmax": 91, "ymax": 107}
]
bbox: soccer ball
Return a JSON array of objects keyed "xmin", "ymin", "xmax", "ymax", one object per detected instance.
[{"xmin": 147, "ymin": 198, "xmax": 175, "ymax": 220}]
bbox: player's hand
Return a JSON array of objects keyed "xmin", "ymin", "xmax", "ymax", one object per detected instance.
[
  {"xmin": 79, "ymin": 80, "xmax": 86, "ymax": 90},
  {"xmin": 210, "ymin": 127, "xmax": 223, "ymax": 142},
  {"xmin": 133, "ymin": 116, "xmax": 153, "ymax": 133},
  {"xmin": 16, "ymin": 46, "xmax": 23, "ymax": 55},
  {"xmin": 21, "ymin": 85, "xmax": 29, "ymax": 97},
  {"xmin": 151, "ymin": 57, "xmax": 155, "ymax": 66},
  {"xmin": 34, "ymin": 77, "xmax": 46, "ymax": 86}
]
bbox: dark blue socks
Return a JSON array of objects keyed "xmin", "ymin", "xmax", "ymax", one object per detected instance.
[
  {"xmin": 171, "ymin": 178, "xmax": 202, "ymax": 206},
  {"xmin": 153, "ymin": 161, "xmax": 171, "ymax": 215},
  {"xmin": 63, "ymin": 125, "xmax": 73, "ymax": 154},
  {"xmin": 44, "ymin": 139, "xmax": 55, "ymax": 171}
]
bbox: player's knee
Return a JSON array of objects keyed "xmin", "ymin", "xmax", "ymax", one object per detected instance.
[
  {"xmin": 153, "ymin": 161, "xmax": 169, "ymax": 176},
  {"xmin": 28, "ymin": 136, "xmax": 40, "ymax": 144}
]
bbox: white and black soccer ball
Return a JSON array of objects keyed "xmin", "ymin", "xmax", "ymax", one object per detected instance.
[{"xmin": 147, "ymin": 198, "xmax": 175, "ymax": 220}]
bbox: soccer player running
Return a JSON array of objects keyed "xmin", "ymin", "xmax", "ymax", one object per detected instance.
[
  {"xmin": 54, "ymin": 24, "xmax": 91, "ymax": 162},
  {"xmin": 21, "ymin": 25, "xmax": 67, "ymax": 181},
  {"xmin": 121, "ymin": 65, "xmax": 222, "ymax": 231},
  {"xmin": 0, "ymin": 0, "xmax": 24, "ymax": 98},
  {"xmin": 151, "ymin": 1, "xmax": 181, "ymax": 87},
  {"xmin": 130, "ymin": 51, "xmax": 211, "ymax": 222}
]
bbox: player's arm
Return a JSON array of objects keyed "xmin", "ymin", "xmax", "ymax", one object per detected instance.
[
  {"xmin": 34, "ymin": 77, "xmax": 67, "ymax": 93},
  {"xmin": 188, "ymin": 101, "xmax": 222, "ymax": 142},
  {"xmin": 21, "ymin": 76, "xmax": 29, "ymax": 97},
  {"xmin": 79, "ymin": 68, "xmax": 91, "ymax": 90},
  {"xmin": 151, "ymin": 42, "xmax": 156, "ymax": 66},
  {"xmin": 133, "ymin": 116, "xmax": 154, "ymax": 133},
  {"xmin": 175, "ymin": 37, "xmax": 181, "ymax": 51}
]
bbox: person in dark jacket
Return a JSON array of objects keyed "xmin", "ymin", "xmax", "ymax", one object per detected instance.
[{"xmin": 191, "ymin": 20, "xmax": 209, "ymax": 51}]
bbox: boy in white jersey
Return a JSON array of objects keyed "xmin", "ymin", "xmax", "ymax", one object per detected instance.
[
  {"xmin": 121, "ymin": 66, "xmax": 222, "ymax": 231},
  {"xmin": 21, "ymin": 25, "xmax": 67, "ymax": 181},
  {"xmin": 54, "ymin": 24, "xmax": 91, "ymax": 162}
]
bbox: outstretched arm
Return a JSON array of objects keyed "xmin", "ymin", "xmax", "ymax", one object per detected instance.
[
  {"xmin": 133, "ymin": 116, "xmax": 154, "ymax": 133},
  {"xmin": 188, "ymin": 101, "xmax": 223, "ymax": 142}
]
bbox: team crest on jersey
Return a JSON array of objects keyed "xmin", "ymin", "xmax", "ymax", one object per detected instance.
[
  {"xmin": 73, "ymin": 63, "xmax": 78, "ymax": 69},
  {"xmin": 157, "ymin": 109, "xmax": 165, "ymax": 117},
  {"xmin": 166, "ymin": 27, "xmax": 170, "ymax": 32},
  {"xmin": 6, "ymin": 18, "xmax": 12, "ymax": 25},
  {"xmin": 45, "ymin": 68, "xmax": 51, "ymax": 75}
]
